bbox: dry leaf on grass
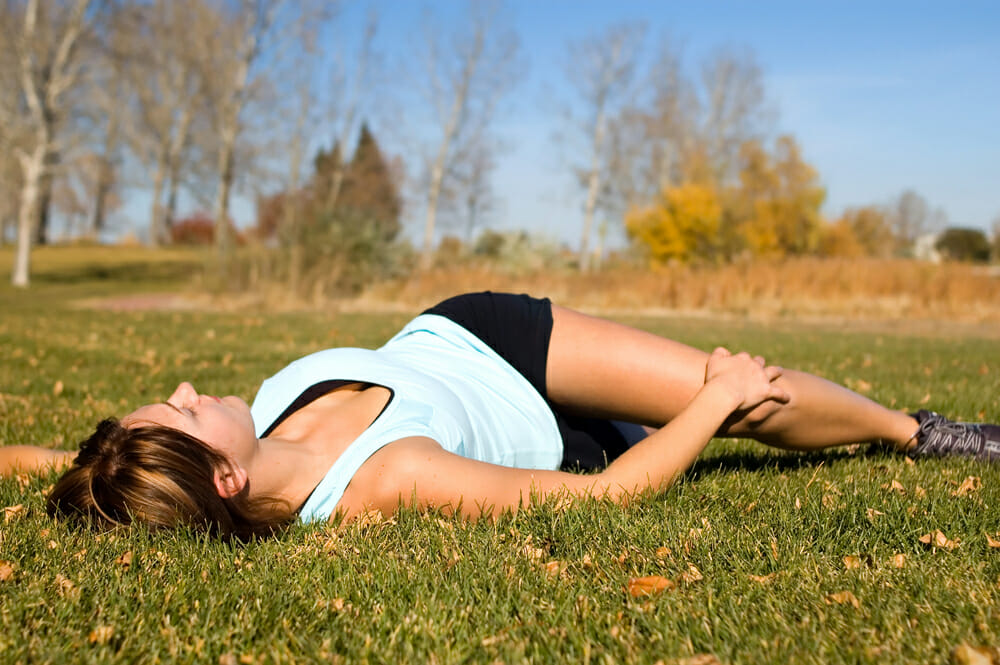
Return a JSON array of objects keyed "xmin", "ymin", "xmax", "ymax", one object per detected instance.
[
  {"xmin": 674, "ymin": 655, "xmax": 722, "ymax": 665},
  {"xmin": 866, "ymin": 508, "xmax": 885, "ymax": 522},
  {"xmin": 920, "ymin": 530, "xmax": 959, "ymax": 550},
  {"xmin": 88, "ymin": 626, "xmax": 113, "ymax": 645},
  {"xmin": 748, "ymin": 573, "xmax": 777, "ymax": 584},
  {"xmin": 825, "ymin": 591, "xmax": 861, "ymax": 609},
  {"xmin": 115, "ymin": 551, "xmax": 133, "ymax": 569},
  {"xmin": 952, "ymin": 476, "xmax": 982, "ymax": 497},
  {"xmin": 950, "ymin": 643, "xmax": 1000, "ymax": 665},
  {"xmin": 843, "ymin": 556, "xmax": 862, "ymax": 570},
  {"xmin": 543, "ymin": 560, "xmax": 565, "ymax": 577},
  {"xmin": 655, "ymin": 546, "xmax": 671, "ymax": 559},
  {"xmin": 3, "ymin": 504, "xmax": 25, "ymax": 523},
  {"xmin": 219, "ymin": 654, "xmax": 237, "ymax": 665},
  {"xmin": 627, "ymin": 575, "xmax": 675, "ymax": 597},
  {"xmin": 986, "ymin": 534, "xmax": 1000, "ymax": 548},
  {"xmin": 0, "ymin": 561, "xmax": 14, "ymax": 582},
  {"xmin": 679, "ymin": 564, "xmax": 703, "ymax": 584},
  {"xmin": 54, "ymin": 573, "xmax": 75, "ymax": 596},
  {"xmin": 891, "ymin": 554, "xmax": 906, "ymax": 568}
]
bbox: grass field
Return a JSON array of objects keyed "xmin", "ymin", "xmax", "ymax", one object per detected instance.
[{"xmin": 1, "ymin": 248, "xmax": 999, "ymax": 664}]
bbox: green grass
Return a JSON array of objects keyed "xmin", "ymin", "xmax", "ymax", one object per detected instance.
[{"xmin": 2, "ymin": 248, "xmax": 1000, "ymax": 664}]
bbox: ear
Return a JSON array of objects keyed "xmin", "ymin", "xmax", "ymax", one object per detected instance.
[{"xmin": 213, "ymin": 465, "xmax": 248, "ymax": 499}]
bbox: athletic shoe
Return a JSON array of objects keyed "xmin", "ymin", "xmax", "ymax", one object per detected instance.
[{"xmin": 908, "ymin": 410, "xmax": 1000, "ymax": 461}]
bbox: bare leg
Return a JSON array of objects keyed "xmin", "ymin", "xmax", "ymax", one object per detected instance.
[{"xmin": 546, "ymin": 306, "xmax": 919, "ymax": 451}]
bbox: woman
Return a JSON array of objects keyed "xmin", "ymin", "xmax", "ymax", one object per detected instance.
[{"xmin": 4, "ymin": 292, "xmax": 998, "ymax": 540}]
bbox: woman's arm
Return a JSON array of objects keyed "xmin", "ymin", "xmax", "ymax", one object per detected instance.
[
  {"xmin": 354, "ymin": 348, "xmax": 788, "ymax": 520},
  {"xmin": 0, "ymin": 446, "xmax": 75, "ymax": 478}
]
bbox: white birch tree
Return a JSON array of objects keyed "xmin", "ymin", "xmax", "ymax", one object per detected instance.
[
  {"xmin": 414, "ymin": 1, "xmax": 519, "ymax": 270},
  {"xmin": 3, "ymin": 0, "xmax": 95, "ymax": 286}
]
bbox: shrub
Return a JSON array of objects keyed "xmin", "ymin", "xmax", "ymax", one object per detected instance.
[{"xmin": 935, "ymin": 227, "xmax": 991, "ymax": 263}]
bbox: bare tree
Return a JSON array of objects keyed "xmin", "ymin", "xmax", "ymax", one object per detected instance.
[
  {"xmin": 201, "ymin": 0, "xmax": 283, "ymax": 266},
  {"xmin": 887, "ymin": 189, "xmax": 944, "ymax": 253},
  {"xmin": 321, "ymin": 10, "xmax": 377, "ymax": 215},
  {"xmin": 115, "ymin": 0, "xmax": 213, "ymax": 245},
  {"xmin": 562, "ymin": 23, "xmax": 645, "ymax": 272},
  {"xmin": 698, "ymin": 47, "xmax": 772, "ymax": 185},
  {"xmin": 3, "ymin": 0, "xmax": 97, "ymax": 286},
  {"xmin": 413, "ymin": 2, "xmax": 520, "ymax": 270}
]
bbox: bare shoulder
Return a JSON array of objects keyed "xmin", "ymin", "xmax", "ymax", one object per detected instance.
[{"xmin": 336, "ymin": 437, "xmax": 448, "ymax": 519}]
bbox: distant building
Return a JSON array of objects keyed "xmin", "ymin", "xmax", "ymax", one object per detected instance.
[{"xmin": 913, "ymin": 232, "xmax": 943, "ymax": 262}]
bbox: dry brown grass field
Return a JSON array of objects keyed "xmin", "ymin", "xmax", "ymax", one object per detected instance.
[{"xmin": 360, "ymin": 258, "xmax": 1000, "ymax": 325}]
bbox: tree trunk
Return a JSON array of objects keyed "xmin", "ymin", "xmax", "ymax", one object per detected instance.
[
  {"xmin": 34, "ymin": 165, "xmax": 54, "ymax": 245},
  {"xmin": 148, "ymin": 157, "xmax": 167, "ymax": 246},
  {"xmin": 12, "ymin": 147, "xmax": 45, "ymax": 287},
  {"xmin": 213, "ymin": 123, "xmax": 238, "ymax": 269},
  {"xmin": 579, "ymin": 104, "xmax": 607, "ymax": 272},
  {"xmin": 164, "ymin": 105, "xmax": 193, "ymax": 234}
]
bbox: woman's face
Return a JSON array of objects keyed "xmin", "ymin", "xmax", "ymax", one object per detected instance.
[{"xmin": 123, "ymin": 382, "xmax": 257, "ymax": 466}]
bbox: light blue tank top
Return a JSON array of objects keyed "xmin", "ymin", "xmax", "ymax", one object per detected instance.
[{"xmin": 249, "ymin": 314, "xmax": 563, "ymax": 522}]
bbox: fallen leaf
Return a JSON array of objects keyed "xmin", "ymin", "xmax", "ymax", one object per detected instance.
[
  {"xmin": 239, "ymin": 655, "xmax": 255, "ymax": 665},
  {"xmin": 843, "ymin": 556, "xmax": 862, "ymax": 570},
  {"xmin": 654, "ymin": 546, "xmax": 671, "ymax": 559},
  {"xmin": 952, "ymin": 476, "xmax": 981, "ymax": 497},
  {"xmin": 3, "ymin": 504, "xmax": 25, "ymax": 523},
  {"xmin": 866, "ymin": 508, "xmax": 885, "ymax": 522},
  {"xmin": 951, "ymin": 643, "xmax": 999, "ymax": 665},
  {"xmin": 522, "ymin": 545, "xmax": 545, "ymax": 561},
  {"xmin": 88, "ymin": 626, "xmax": 113, "ymax": 644},
  {"xmin": 627, "ymin": 575, "xmax": 675, "ymax": 597},
  {"xmin": 919, "ymin": 392, "xmax": 931, "ymax": 404},
  {"xmin": 891, "ymin": 553, "xmax": 906, "ymax": 568},
  {"xmin": 543, "ymin": 560, "xmax": 564, "ymax": 577},
  {"xmin": 919, "ymin": 530, "xmax": 959, "ymax": 550},
  {"xmin": 915, "ymin": 485, "xmax": 927, "ymax": 498},
  {"xmin": 0, "ymin": 561, "xmax": 14, "ymax": 582},
  {"xmin": 53, "ymin": 380, "xmax": 64, "ymax": 396},
  {"xmin": 219, "ymin": 654, "xmax": 237, "ymax": 665},
  {"xmin": 986, "ymin": 534, "xmax": 1000, "ymax": 549},
  {"xmin": 679, "ymin": 564, "xmax": 703, "ymax": 584},
  {"xmin": 748, "ymin": 573, "xmax": 777, "ymax": 584},
  {"xmin": 979, "ymin": 364, "xmax": 990, "ymax": 375},
  {"xmin": 54, "ymin": 573, "xmax": 75, "ymax": 595},
  {"xmin": 677, "ymin": 656, "xmax": 722, "ymax": 665},
  {"xmin": 115, "ymin": 551, "xmax": 133, "ymax": 569},
  {"xmin": 825, "ymin": 591, "xmax": 860, "ymax": 609},
  {"xmin": 889, "ymin": 479, "xmax": 906, "ymax": 494}
]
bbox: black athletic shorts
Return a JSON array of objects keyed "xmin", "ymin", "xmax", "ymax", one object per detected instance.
[{"xmin": 424, "ymin": 292, "xmax": 642, "ymax": 471}]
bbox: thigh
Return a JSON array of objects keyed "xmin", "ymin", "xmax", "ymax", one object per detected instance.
[{"xmin": 546, "ymin": 305, "xmax": 710, "ymax": 427}]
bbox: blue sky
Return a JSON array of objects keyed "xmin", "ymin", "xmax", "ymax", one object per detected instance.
[{"xmin": 329, "ymin": 0, "xmax": 999, "ymax": 247}]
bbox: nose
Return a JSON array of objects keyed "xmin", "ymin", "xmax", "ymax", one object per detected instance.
[{"xmin": 168, "ymin": 381, "xmax": 199, "ymax": 407}]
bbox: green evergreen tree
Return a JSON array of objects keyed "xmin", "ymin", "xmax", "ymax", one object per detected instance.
[{"xmin": 340, "ymin": 122, "xmax": 401, "ymax": 242}]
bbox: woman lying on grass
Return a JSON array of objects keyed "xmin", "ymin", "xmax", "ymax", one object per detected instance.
[{"xmin": 3, "ymin": 292, "xmax": 998, "ymax": 540}]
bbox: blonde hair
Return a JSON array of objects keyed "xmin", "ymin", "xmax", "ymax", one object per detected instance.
[{"xmin": 47, "ymin": 419, "xmax": 293, "ymax": 540}]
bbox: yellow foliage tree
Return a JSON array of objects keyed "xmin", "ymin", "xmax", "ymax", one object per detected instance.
[
  {"xmin": 626, "ymin": 183, "xmax": 722, "ymax": 263},
  {"xmin": 818, "ymin": 218, "xmax": 863, "ymax": 257},
  {"xmin": 733, "ymin": 136, "xmax": 825, "ymax": 257}
]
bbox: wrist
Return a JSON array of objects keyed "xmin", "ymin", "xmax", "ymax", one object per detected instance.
[{"xmin": 697, "ymin": 378, "xmax": 744, "ymax": 413}]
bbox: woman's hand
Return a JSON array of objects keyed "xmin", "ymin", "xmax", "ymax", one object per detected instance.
[{"xmin": 704, "ymin": 347, "xmax": 791, "ymax": 413}]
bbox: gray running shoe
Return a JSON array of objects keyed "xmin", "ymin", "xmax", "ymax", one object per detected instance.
[{"xmin": 909, "ymin": 410, "xmax": 1000, "ymax": 461}]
